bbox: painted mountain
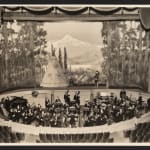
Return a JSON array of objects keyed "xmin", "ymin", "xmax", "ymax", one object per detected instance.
[{"xmin": 46, "ymin": 34, "xmax": 103, "ymax": 71}]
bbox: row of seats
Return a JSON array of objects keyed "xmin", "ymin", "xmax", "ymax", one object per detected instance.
[
  {"xmin": 0, "ymin": 125, "xmax": 25, "ymax": 143},
  {"xmin": 124, "ymin": 122, "xmax": 150, "ymax": 142},
  {"xmin": 38, "ymin": 132, "xmax": 113, "ymax": 143}
]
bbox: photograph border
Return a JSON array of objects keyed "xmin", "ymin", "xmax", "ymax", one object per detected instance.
[{"xmin": 0, "ymin": 1, "xmax": 150, "ymax": 149}]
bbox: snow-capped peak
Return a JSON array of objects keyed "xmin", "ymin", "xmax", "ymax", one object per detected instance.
[
  {"xmin": 62, "ymin": 34, "xmax": 74, "ymax": 41},
  {"xmin": 52, "ymin": 34, "xmax": 91, "ymax": 47},
  {"xmin": 45, "ymin": 34, "xmax": 103, "ymax": 67}
]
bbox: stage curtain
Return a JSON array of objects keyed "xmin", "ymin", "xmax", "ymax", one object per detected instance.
[
  {"xmin": 123, "ymin": 7, "xmax": 138, "ymax": 11},
  {"xmin": 4, "ymin": 6, "xmax": 21, "ymax": 11},
  {"xmin": 23, "ymin": 7, "xmax": 54, "ymax": 15},
  {"xmin": 4, "ymin": 6, "xmax": 54, "ymax": 15},
  {"xmin": 140, "ymin": 8, "xmax": 150, "ymax": 30},
  {"xmin": 56, "ymin": 7, "xmax": 88, "ymax": 15},
  {"xmin": 2, "ymin": 6, "xmax": 139, "ymax": 16},
  {"xmin": 89, "ymin": 7, "xmax": 122, "ymax": 15}
]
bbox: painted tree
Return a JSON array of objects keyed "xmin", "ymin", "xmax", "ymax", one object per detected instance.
[
  {"xmin": 0, "ymin": 21, "xmax": 48, "ymax": 89},
  {"xmin": 18, "ymin": 22, "xmax": 48, "ymax": 86},
  {"xmin": 58, "ymin": 48, "xmax": 63, "ymax": 68},
  {"xmin": 101, "ymin": 20, "xmax": 150, "ymax": 91},
  {"xmin": 51, "ymin": 44, "xmax": 56, "ymax": 56},
  {"xmin": 101, "ymin": 21, "xmax": 121, "ymax": 87},
  {"xmin": 0, "ymin": 22, "xmax": 17, "ymax": 87},
  {"xmin": 64, "ymin": 47, "xmax": 68, "ymax": 71}
]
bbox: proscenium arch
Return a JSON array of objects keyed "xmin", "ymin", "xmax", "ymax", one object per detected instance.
[
  {"xmin": 0, "ymin": 6, "xmax": 150, "ymax": 90},
  {"xmin": 0, "ymin": 7, "xmax": 150, "ymax": 143}
]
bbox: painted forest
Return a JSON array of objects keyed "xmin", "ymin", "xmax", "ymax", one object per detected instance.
[
  {"xmin": 0, "ymin": 20, "xmax": 150, "ymax": 92},
  {"xmin": 101, "ymin": 21, "xmax": 150, "ymax": 91},
  {"xmin": 0, "ymin": 22, "xmax": 48, "ymax": 90}
]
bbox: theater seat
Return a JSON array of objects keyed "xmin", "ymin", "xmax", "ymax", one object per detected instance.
[
  {"xmin": 108, "ymin": 138, "xmax": 114, "ymax": 143},
  {"xmin": 136, "ymin": 135, "xmax": 144, "ymax": 142},
  {"xmin": 39, "ymin": 134, "xmax": 47, "ymax": 143},
  {"xmin": 102, "ymin": 132, "xmax": 110, "ymax": 142},
  {"xmin": 124, "ymin": 130, "xmax": 131, "ymax": 138},
  {"xmin": 72, "ymin": 134, "xmax": 76, "ymax": 143},
  {"xmin": 84, "ymin": 134, "xmax": 89, "ymax": 143},
  {"xmin": 36, "ymin": 140, "xmax": 41, "ymax": 143},
  {"xmin": 53, "ymin": 134, "xmax": 59, "ymax": 143},
  {"xmin": 16, "ymin": 132, "xmax": 25, "ymax": 141},
  {"xmin": 74, "ymin": 134, "xmax": 80, "ymax": 143},
  {"xmin": 91, "ymin": 133, "xmax": 97, "ymax": 142},
  {"xmin": 59, "ymin": 134, "xmax": 66, "ymax": 143},
  {"xmin": 143, "ymin": 135, "xmax": 150, "ymax": 142},
  {"xmin": 125, "ymin": 122, "xmax": 150, "ymax": 142},
  {"xmin": 96, "ymin": 133, "xmax": 103, "ymax": 142},
  {"xmin": 78, "ymin": 134, "xmax": 83, "ymax": 143},
  {"xmin": 46, "ymin": 134, "xmax": 53, "ymax": 142},
  {"xmin": 66, "ymin": 134, "xmax": 72, "ymax": 143}
]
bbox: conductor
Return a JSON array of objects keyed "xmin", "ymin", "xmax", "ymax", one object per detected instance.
[{"xmin": 64, "ymin": 90, "xmax": 71, "ymax": 106}]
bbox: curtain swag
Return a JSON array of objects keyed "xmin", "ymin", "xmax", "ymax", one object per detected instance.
[
  {"xmin": 89, "ymin": 7, "xmax": 122, "ymax": 15},
  {"xmin": 3, "ymin": 6, "xmax": 138, "ymax": 15},
  {"xmin": 56, "ymin": 7, "xmax": 88, "ymax": 15},
  {"xmin": 1, "ymin": 6, "xmax": 150, "ymax": 30},
  {"xmin": 140, "ymin": 8, "xmax": 150, "ymax": 30},
  {"xmin": 23, "ymin": 7, "xmax": 54, "ymax": 15}
]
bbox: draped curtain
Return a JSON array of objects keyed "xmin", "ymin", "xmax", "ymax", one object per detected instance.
[
  {"xmin": 89, "ymin": 7, "xmax": 122, "ymax": 15},
  {"xmin": 3, "ymin": 6, "xmax": 54, "ymax": 15},
  {"xmin": 2, "ymin": 6, "xmax": 138, "ymax": 15},
  {"xmin": 140, "ymin": 8, "xmax": 150, "ymax": 30},
  {"xmin": 56, "ymin": 7, "xmax": 88, "ymax": 15},
  {"xmin": 23, "ymin": 7, "xmax": 54, "ymax": 15},
  {"xmin": 1, "ymin": 6, "xmax": 150, "ymax": 30}
]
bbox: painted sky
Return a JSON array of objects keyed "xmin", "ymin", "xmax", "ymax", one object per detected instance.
[
  {"xmin": 10, "ymin": 21, "xmax": 103, "ymax": 45},
  {"xmin": 43, "ymin": 21, "xmax": 103, "ymax": 45}
]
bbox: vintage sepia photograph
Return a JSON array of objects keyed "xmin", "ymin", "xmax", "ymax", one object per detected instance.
[{"xmin": 0, "ymin": 6, "xmax": 150, "ymax": 144}]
